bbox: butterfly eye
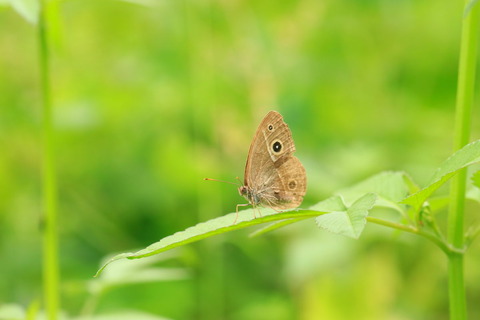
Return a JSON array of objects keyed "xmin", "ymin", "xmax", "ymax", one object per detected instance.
[
  {"xmin": 272, "ymin": 140, "xmax": 282, "ymax": 153},
  {"xmin": 268, "ymin": 124, "xmax": 274, "ymax": 131}
]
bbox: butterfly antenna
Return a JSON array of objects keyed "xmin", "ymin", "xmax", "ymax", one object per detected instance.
[{"xmin": 204, "ymin": 178, "xmax": 241, "ymax": 186}]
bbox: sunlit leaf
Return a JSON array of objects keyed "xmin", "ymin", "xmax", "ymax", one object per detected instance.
[
  {"xmin": 248, "ymin": 216, "xmax": 309, "ymax": 238},
  {"xmin": 118, "ymin": 0, "xmax": 161, "ymax": 6},
  {"xmin": 0, "ymin": 304, "xmax": 25, "ymax": 319},
  {"xmin": 250, "ymin": 195, "xmax": 346, "ymax": 238},
  {"xmin": 91, "ymin": 251, "xmax": 188, "ymax": 293},
  {"xmin": 96, "ymin": 208, "xmax": 328, "ymax": 276},
  {"xmin": 250, "ymin": 173, "xmax": 410, "ymax": 238},
  {"xmin": 74, "ymin": 311, "xmax": 173, "ymax": 320},
  {"xmin": 467, "ymin": 185, "xmax": 480, "ymax": 205},
  {"xmin": 309, "ymin": 194, "xmax": 347, "ymax": 211},
  {"xmin": 402, "ymin": 140, "xmax": 480, "ymax": 211},
  {"xmin": 315, "ymin": 193, "xmax": 377, "ymax": 239},
  {"xmin": 471, "ymin": 170, "xmax": 480, "ymax": 189},
  {"xmin": 335, "ymin": 171, "xmax": 411, "ymax": 215},
  {"xmin": 336, "ymin": 171, "xmax": 410, "ymax": 202},
  {"xmin": 465, "ymin": 0, "xmax": 479, "ymax": 17},
  {"xmin": 8, "ymin": 0, "xmax": 39, "ymax": 24},
  {"xmin": 26, "ymin": 300, "xmax": 40, "ymax": 320}
]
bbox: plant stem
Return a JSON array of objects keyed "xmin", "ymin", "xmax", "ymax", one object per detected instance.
[
  {"xmin": 366, "ymin": 217, "xmax": 458, "ymax": 255},
  {"xmin": 447, "ymin": 2, "xmax": 480, "ymax": 319},
  {"xmin": 39, "ymin": 1, "xmax": 59, "ymax": 319}
]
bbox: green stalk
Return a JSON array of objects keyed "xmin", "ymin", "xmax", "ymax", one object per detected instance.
[
  {"xmin": 447, "ymin": 2, "xmax": 480, "ymax": 319},
  {"xmin": 366, "ymin": 217, "xmax": 461, "ymax": 255},
  {"xmin": 39, "ymin": 1, "xmax": 59, "ymax": 319}
]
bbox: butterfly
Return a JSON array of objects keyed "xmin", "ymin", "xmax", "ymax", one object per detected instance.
[{"xmin": 207, "ymin": 111, "xmax": 307, "ymax": 223}]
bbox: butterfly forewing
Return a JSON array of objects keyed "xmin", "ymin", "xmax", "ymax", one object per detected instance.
[{"xmin": 244, "ymin": 111, "xmax": 294, "ymax": 184}]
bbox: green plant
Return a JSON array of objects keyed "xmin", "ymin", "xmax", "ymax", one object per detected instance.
[
  {"xmin": 96, "ymin": 3, "xmax": 480, "ymax": 319},
  {"xmin": 448, "ymin": 1, "xmax": 480, "ymax": 318},
  {"xmin": 4, "ymin": 0, "xmax": 476, "ymax": 318},
  {"xmin": 38, "ymin": 0, "xmax": 60, "ymax": 319},
  {"xmin": 0, "ymin": 252, "xmax": 187, "ymax": 320}
]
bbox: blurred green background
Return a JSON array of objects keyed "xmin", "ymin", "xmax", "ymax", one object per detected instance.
[{"xmin": 1, "ymin": 0, "xmax": 480, "ymax": 319}]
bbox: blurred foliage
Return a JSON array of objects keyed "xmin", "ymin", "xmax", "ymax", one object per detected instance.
[{"xmin": 1, "ymin": 0, "xmax": 480, "ymax": 319}]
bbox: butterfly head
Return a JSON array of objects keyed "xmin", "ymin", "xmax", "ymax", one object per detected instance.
[
  {"xmin": 238, "ymin": 185, "xmax": 261, "ymax": 206},
  {"xmin": 238, "ymin": 185, "xmax": 248, "ymax": 197}
]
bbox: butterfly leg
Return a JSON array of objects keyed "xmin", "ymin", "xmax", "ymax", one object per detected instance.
[
  {"xmin": 256, "ymin": 206, "xmax": 263, "ymax": 218},
  {"xmin": 235, "ymin": 203, "xmax": 250, "ymax": 224},
  {"xmin": 264, "ymin": 197, "xmax": 282, "ymax": 213}
]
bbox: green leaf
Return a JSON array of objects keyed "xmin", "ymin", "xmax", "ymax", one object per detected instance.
[
  {"xmin": 248, "ymin": 217, "xmax": 309, "ymax": 238},
  {"xmin": 315, "ymin": 193, "xmax": 377, "ymax": 239},
  {"xmin": 403, "ymin": 172, "xmax": 421, "ymax": 194},
  {"xmin": 427, "ymin": 196, "xmax": 450, "ymax": 213},
  {"xmin": 250, "ymin": 195, "xmax": 347, "ymax": 238},
  {"xmin": 118, "ymin": 0, "xmax": 159, "ymax": 6},
  {"xmin": 250, "ymin": 173, "xmax": 412, "ymax": 238},
  {"xmin": 26, "ymin": 299, "xmax": 40, "ymax": 320},
  {"xmin": 91, "ymin": 251, "xmax": 187, "ymax": 293},
  {"xmin": 335, "ymin": 171, "xmax": 412, "ymax": 214},
  {"xmin": 402, "ymin": 140, "xmax": 480, "ymax": 211},
  {"xmin": 75, "ymin": 311, "xmax": 174, "ymax": 320},
  {"xmin": 465, "ymin": 0, "xmax": 479, "ymax": 18},
  {"xmin": 336, "ymin": 171, "xmax": 411, "ymax": 203},
  {"xmin": 8, "ymin": 0, "xmax": 39, "ymax": 24},
  {"xmin": 96, "ymin": 208, "xmax": 328, "ymax": 276},
  {"xmin": 471, "ymin": 170, "xmax": 480, "ymax": 189},
  {"xmin": 309, "ymin": 194, "xmax": 348, "ymax": 211},
  {"xmin": 0, "ymin": 304, "xmax": 25, "ymax": 319}
]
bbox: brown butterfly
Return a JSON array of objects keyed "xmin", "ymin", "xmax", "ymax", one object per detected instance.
[{"xmin": 207, "ymin": 111, "xmax": 307, "ymax": 223}]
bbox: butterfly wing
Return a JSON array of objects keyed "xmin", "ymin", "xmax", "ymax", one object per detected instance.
[
  {"xmin": 265, "ymin": 155, "xmax": 306, "ymax": 209},
  {"xmin": 244, "ymin": 111, "xmax": 295, "ymax": 184},
  {"xmin": 243, "ymin": 111, "xmax": 306, "ymax": 209}
]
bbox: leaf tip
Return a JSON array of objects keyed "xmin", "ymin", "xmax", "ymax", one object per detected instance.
[{"xmin": 94, "ymin": 252, "xmax": 134, "ymax": 277}]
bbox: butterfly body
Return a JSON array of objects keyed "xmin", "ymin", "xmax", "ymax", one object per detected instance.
[{"xmin": 238, "ymin": 185, "xmax": 279, "ymax": 207}]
